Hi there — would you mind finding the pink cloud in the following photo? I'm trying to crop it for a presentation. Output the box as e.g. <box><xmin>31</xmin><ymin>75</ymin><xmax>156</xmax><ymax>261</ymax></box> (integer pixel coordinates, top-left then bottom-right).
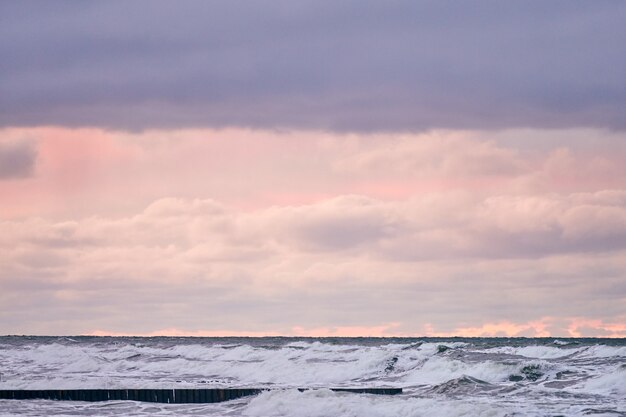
<box><xmin>567</xmin><ymin>319</ymin><xmax>626</xmax><ymax>338</ymax></box>
<box><xmin>2</xmin><ymin>127</ymin><xmax>625</xmax><ymax>221</ymax></box>
<box><xmin>88</xmin><ymin>328</ymin><xmax>277</xmax><ymax>337</ymax></box>
<box><xmin>87</xmin><ymin>324</ymin><xmax>405</xmax><ymax>337</ymax></box>
<box><xmin>290</xmin><ymin>323</ymin><xmax>403</xmax><ymax>337</ymax></box>
<box><xmin>424</xmin><ymin>318</ymin><xmax>626</xmax><ymax>338</ymax></box>
<box><xmin>1</xmin><ymin>127</ymin><xmax>626</xmax><ymax>335</ymax></box>
<box><xmin>86</xmin><ymin>318</ymin><xmax>626</xmax><ymax>338</ymax></box>
<box><xmin>444</xmin><ymin>319</ymin><xmax>551</xmax><ymax>338</ymax></box>
<box><xmin>2</xmin><ymin>191</ymin><xmax>626</xmax><ymax>335</ymax></box>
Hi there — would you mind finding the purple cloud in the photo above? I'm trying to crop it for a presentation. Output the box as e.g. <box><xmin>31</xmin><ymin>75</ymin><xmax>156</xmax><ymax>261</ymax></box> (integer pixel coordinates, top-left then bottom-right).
<box><xmin>1</xmin><ymin>1</ymin><xmax>625</xmax><ymax>131</ymax></box>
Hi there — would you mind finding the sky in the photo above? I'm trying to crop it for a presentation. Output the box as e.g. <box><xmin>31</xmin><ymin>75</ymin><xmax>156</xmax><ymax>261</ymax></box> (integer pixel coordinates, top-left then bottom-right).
<box><xmin>1</xmin><ymin>1</ymin><xmax>625</xmax><ymax>337</ymax></box>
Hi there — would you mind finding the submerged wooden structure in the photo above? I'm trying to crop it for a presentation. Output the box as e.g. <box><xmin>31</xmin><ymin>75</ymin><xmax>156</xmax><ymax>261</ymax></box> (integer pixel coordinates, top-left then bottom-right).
<box><xmin>0</xmin><ymin>388</ymin><xmax>402</xmax><ymax>403</ymax></box>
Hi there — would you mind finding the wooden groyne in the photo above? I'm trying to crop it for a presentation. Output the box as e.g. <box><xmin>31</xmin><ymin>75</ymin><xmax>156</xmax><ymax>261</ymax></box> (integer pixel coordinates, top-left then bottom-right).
<box><xmin>0</xmin><ymin>388</ymin><xmax>402</xmax><ymax>403</ymax></box>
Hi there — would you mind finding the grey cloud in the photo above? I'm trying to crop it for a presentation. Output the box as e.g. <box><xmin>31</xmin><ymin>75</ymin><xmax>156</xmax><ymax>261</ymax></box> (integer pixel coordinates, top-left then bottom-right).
<box><xmin>1</xmin><ymin>1</ymin><xmax>625</xmax><ymax>131</ymax></box>
<box><xmin>0</xmin><ymin>140</ymin><xmax>37</xmax><ymax>179</ymax></box>
<box><xmin>16</xmin><ymin>250</ymin><xmax>69</xmax><ymax>270</ymax></box>
<box><xmin>2</xmin><ymin>252</ymin><xmax>624</xmax><ymax>335</ymax></box>
<box><xmin>273</xmin><ymin>192</ymin><xmax>626</xmax><ymax>260</ymax></box>
<box><xmin>293</xmin><ymin>212</ymin><xmax>395</xmax><ymax>251</ymax></box>
<box><xmin>297</xmin><ymin>221</ymin><xmax>387</xmax><ymax>250</ymax></box>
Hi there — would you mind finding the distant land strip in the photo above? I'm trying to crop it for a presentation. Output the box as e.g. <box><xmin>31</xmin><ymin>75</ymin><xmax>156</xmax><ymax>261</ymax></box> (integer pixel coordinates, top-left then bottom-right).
<box><xmin>0</xmin><ymin>388</ymin><xmax>402</xmax><ymax>403</ymax></box>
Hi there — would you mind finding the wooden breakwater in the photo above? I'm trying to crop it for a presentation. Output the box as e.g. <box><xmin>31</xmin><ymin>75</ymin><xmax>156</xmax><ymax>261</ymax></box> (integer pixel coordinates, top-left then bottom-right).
<box><xmin>0</xmin><ymin>388</ymin><xmax>402</xmax><ymax>403</ymax></box>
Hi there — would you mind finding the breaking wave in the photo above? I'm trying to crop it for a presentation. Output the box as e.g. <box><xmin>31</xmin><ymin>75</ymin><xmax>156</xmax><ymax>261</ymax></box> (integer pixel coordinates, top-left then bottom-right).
<box><xmin>0</xmin><ymin>336</ymin><xmax>624</xmax><ymax>416</ymax></box>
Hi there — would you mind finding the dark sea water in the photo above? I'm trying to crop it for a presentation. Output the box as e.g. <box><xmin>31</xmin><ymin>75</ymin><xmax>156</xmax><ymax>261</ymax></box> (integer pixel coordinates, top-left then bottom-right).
<box><xmin>0</xmin><ymin>336</ymin><xmax>624</xmax><ymax>416</ymax></box>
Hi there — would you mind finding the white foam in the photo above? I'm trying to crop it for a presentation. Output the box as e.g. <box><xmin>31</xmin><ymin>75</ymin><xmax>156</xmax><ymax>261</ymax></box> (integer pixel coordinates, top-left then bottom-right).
<box><xmin>1</xmin><ymin>339</ymin><xmax>625</xmax><ymax>416</ymax></box>
<box><xmin>0</xmin><ymin>340</ymin><xmax>622</xmax><ymax>399</ymax></box>
<box><xmin>243</xmin><ymin>389</ymin><xmax>507</xmax><ymax>417</ymax></box>
<box><xmin>576</xmin><ymin>345</ymin><xmax>626</xmax><ymax>358</ymax></box>
<box><xmin>575</xmin><ymin>366</ymin><xmax>626</xmax><ymax>396</ymax></box>
<box><xmin>484</xmin><ymin>344</ymin><xmax>626</xmax><ymax>360</ymax></box>
<box><xmin>484</xmin><ymin>345</ymin><xmax>581</xmax><ymax>359</ymax></box>
<box><xmin>399</xmin><ymin>355</ymin><xmax>516</xmax><ymax>386</ymax></box>
<box><xmin>0</xmin><ymin>341</ymin><xmax>409</xmax><ymax>389</ymax></box>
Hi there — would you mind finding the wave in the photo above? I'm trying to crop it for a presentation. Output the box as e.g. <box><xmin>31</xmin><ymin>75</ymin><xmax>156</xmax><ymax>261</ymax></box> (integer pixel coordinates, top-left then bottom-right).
<box><xmin>1</xmin><ymin>337</ymin><xmax>625</xmax><ymax>417</ymax></box>
<box><xmin>0</xmin><ymin>338</ymin><xmax>623</xmax><ymax>401</ymax></box>
<box><xmin>574</xmin><ymin>365</ymin><xmax>626</xmax><ymax>396</ymax></box>
<box><xmin>427</xmin><ymin>375</ymin><xmax>495</xmax><ymax>395</ymax></box>
<box><xmin>484</xmin><ymin>344</ymin><xmax>626</xmax><ymax>360</ymax></box>
<box><xmin>244</xmin><ymin>389</ymin><xmax>508</xmax><ymax>417</ymax></box>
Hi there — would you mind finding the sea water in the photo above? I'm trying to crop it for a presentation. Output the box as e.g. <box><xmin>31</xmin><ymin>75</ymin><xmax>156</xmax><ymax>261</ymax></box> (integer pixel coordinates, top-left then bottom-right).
<box><xmin>0</xmin><ymin>336</ymin><xmax>624</xmax><ymax>416</ymax></box>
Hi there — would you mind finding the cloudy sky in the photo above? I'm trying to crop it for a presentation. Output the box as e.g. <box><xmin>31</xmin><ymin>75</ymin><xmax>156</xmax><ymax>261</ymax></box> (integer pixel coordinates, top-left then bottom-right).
<box><xmin>1</xmin><ymin>1</ymin><xmax>625</xmax><ymax>337</ymax></box>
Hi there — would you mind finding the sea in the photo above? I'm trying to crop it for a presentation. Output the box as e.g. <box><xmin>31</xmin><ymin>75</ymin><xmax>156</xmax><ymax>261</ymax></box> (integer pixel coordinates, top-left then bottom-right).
<box><xmin>0</xmin><ymin>336</ymin><xmax>624</xmax><ymax>416</ymax></box>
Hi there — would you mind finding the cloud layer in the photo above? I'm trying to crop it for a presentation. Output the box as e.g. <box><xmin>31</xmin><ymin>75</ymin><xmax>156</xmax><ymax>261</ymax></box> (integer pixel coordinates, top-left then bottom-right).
<box><xmin>1</xmin><ymin>128</ymin><xmax>625</xmax><ymax>336</ymax></box>
<box><xmin>2</xmin><ymin>193</ymin><xmax>625</xmax><ymax>336</ymax></box>
<box><xmin>0</xmin><ymin>140</ymin><xmax>36</xmax><ymax>179</ymax></box>
<box><xmin>1</xmin><ymin>1</ymin><xmax>625</xmax><ymax>130</ymax></box>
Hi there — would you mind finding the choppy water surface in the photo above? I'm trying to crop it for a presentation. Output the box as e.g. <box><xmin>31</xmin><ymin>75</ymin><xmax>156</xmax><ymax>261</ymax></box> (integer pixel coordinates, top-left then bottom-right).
<box><xmin>0</xmin><ymin>336</ymin><xmax>624</xmax><ymax>416</ymax></box>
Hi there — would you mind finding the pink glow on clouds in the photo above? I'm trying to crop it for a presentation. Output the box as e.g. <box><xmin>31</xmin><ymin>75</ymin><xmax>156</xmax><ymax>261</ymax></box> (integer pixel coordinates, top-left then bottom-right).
<box><xmin>426</xmin><ymin>319</ymin><xmax>626</xmax><ymax>338</ymax></box>
<box><xmin>290</xmin><ymin>323</ymin><xmax>403</xmax><ymax>337</ymax></box>
<box><xmin>1</xmin><ymin>127</ymin><xmax>626</xmax><ymax>335</ymax></box>
<box><xmin>424</xmin><ymin>319</ymin><xmax>552</xmax><ymax>338</ymax></box>
<box><xmin>567</xmin><ymin>319</ymin><xmax>626</xmax><ymax>338</ymax></box>
<box><xmin>85</xmin><ymin>318</ymin><xmax>626</xmax><ymax>338</ymax></box>
<box><xmin>89</xmin><ymin>324</ymin><xmax>404</xmax><ymax>338</ymax></box>
<box><xmin>0</xmin><ymin>126</ymin><xmax>623</xmax><ymax>220</ymax></box>
<box><xmin>88</xmin><ymin>328</ymin><xmax>276</xmax><ymax>337</ymax></box>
